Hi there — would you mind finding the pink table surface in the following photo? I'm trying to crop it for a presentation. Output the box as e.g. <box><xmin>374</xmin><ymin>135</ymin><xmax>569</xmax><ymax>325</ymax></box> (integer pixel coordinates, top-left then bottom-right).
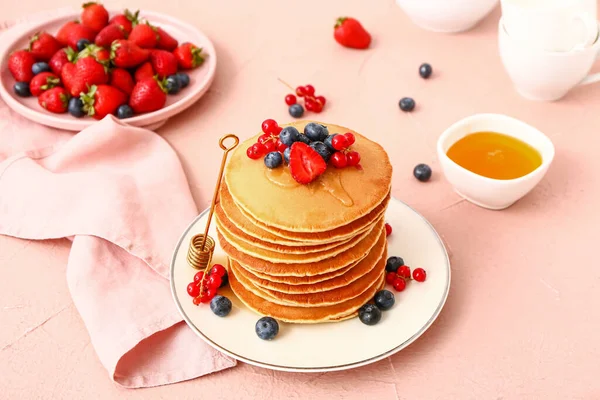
<box><xmin>2</xmin><ymin>0</ymin><xmax>600</xmax><ymax>399</ymax></box>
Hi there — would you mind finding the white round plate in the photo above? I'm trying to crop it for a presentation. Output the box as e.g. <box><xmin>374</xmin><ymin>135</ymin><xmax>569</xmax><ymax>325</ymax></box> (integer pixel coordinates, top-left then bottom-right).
<box><xmin>171</xmin><ymin>197</ymin><xmax>451</xmax><ymax>372</ymax></box>
<box><xmin>0</xmin><ymin>9</ymin><xmax>216</xmax><ymax>131</ymax></box>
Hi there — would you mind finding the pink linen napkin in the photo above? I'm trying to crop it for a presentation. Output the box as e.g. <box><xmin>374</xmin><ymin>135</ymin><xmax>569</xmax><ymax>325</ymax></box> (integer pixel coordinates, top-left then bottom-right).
<box><xmin>0</xmin><ymin>112</ymin><xmax>236</xmax><ymax>387</ymax></box>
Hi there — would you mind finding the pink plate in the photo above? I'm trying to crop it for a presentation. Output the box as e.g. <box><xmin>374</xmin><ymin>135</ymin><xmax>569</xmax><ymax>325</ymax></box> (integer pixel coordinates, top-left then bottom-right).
<box><xmin>0</xmin><ymin>9</ymin><xmax>216</xmax><ymax>131</ymax></box>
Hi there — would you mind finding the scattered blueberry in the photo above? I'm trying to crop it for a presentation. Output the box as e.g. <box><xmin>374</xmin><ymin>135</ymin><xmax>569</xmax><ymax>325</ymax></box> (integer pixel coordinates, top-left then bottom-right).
<box><xmin>399</xmin><ymin>97</ymin><xmax>416</xmax><ymax>112</ymax></box>
<box><xmin>76</xmin><ymin>39</ymin><xmax>91</xmax><ymax>52</ymax></box>
<box><xmin>310</xmin><ymin>141</ymin><xmax>332</xmax><ymax>162</ymax></box>
<box><xmin>219</xmin><ymin>271</ymin><xmax>229</xmax><ymax>288</ymax></box>
<box><xmin>175</xmin><ymin>72</ymin><xmax>190</xmax><ymax>88</ymax></box>
<box><xmin>283</xmin><ymin>147</ymin><xmax>291</xmax><ymax>164</ymax></box>
<box><xmin>419</xmin><ymin>63</ymin><xmax>432</xmax><ymax>79</ymax></box>
<box><xmin>296</xmin><ymin>134</ymin><xmax>311</xmax><ymax>145</ymax></box>
<box><xmin>116</xmin><ymin>104</ymin><xmax>134</xmax><ymax>119</ymax></box>
<box><xmin>324</xmin><ymin>134</ymin><xmax>337</xmax><ymax>151</ymax></box>
<box><xmin>13</xmin><ymin>82</ymin><xmax>31</xmax><ymax>97</ymax></box>
<box><xmin>385</xmin><ymin>256</ymin><xmax>404</xmax><ymax>272</ymax></box>
<box><xmin>264</xmin><ymin>151</ymin><xmax>283</xmax><ymax>168</ymax></box>
<box><xmin>413</xmin><ymin>163</ymin><xmax>432</xmax><ymax>182</ymax></box>
<box><xmin>68</xmin><ymin>97</ymin><xmax>85</xmax><ymax>118</ymax></box>
<box><xmin>31</xmin><ymin>62</ymin><xmax>51</xmax><ymax>75</ymax></box>
<box><xmin>304</xmin><ymin>123</ymin><xmax>329</xmax><ymax>142</ymax></box>
<box><xmin>210</xmin><ymin>295</ymin><xmax>232</xmax><ymax>317</ymax></box>
<box><xmin>279</xmin><ymin>126</ymin><xmax>300</xmax><ymax>146</ymax></box>
<box><xmin>358</xmin><ymin>304</ymin><xmax>382</xmax><ymax>326</ymax></box>
<box><xmin>289</xmin><ymin>103</ymin><xmax>304</xmax><ymax>118</ymax></box>
<box><xmin>165</xmin><ymin>75</ymin><xmax>181</xmax><ymax>94</ymax></box>
<box><xmin>255</xmin><ymin>316</ymin><xmax>279</xmax><ymax>340</ymax></box>
<box><xmin>374</xmin><ymin>290</ymin><xmax>395</xmax><ymax>311</ymax></box>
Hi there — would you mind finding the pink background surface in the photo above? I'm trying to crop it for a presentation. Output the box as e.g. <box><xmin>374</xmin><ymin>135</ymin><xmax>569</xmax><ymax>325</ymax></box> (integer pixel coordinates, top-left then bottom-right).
<box><xmin>2</xmin><ymin>0</ymin><xmax>600</xmax><ymax>399</ymax></box>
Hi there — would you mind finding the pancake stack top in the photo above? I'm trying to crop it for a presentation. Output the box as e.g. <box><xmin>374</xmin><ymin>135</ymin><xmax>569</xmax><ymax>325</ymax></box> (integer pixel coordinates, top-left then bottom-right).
<box><xmin>216</xmin><ymin>121</ymin><xmax>393</xmax><ymax>323</ymax></box>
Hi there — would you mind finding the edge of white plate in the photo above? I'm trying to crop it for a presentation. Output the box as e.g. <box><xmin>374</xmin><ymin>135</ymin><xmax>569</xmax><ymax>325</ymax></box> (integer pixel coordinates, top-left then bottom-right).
<box><xmin>170</xmin><ymin>197</ymin><xmax>451</xmax><ymax>373</ymax></box>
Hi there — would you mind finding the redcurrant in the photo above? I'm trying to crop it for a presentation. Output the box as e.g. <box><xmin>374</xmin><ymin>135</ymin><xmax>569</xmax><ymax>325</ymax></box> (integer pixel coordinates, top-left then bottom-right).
<box><xmin>207</xmin><ymin>274</ymin><xmax>222</xmax><ymax>289</ymax></box>
<box><xmin>385</xmin><ymin>272</ymin><xmax>397</xmax><ymax>285</ymax></box>
<box><xmin>316</xmin><ymin>95</ymin><xmax>326</xmax><ymax>106</ymax></box>
<box><xmin>187</xmin><ymin>282</ymin><xmax>200</xmax><ymax>297</ymax></box>
<box><xmin>261</xmin><ymin>119</ymin><xmax>279</xmax><ymax>135</ymax></box>
<box><xmin>385</xmin><ymin>223</ymin><xmax>392</xmax><ymax>237</ymax></box>
<box><xmin>252</xmin><ymin>142</ymin><xmax>267</xmax><ymax>156</ymax></box>
<box><xmin>346</xmin><ymin>151</ymin><xmax>361</xmax><ymax>166</ymax></box>
<box><xmin>206</xmin><ymin>288</ymin><xmax>217</xmax><ymax>301</ymax></box>
<box><xmin>392</xmin><ymin>277</ymin><xmax>406</xmax><ymax>292</ymax></box>
<box><xmin>304</xmin><ymin>84</ymin><xmax>315</xmax><ymax>96</ymax></box>
<box><xmin>296</xmin><ymin>86</ymin><xmax>306</xmax><ymax>97</ymax></box>
<box><xmin>344</xmin><ymin>132</ymin><xmax>355</xmax><ymax>146</ymax></box>
<box><xmin>274</xmin><ymin>125</ymin><xmax>283</xmax><ymax>135</ymax></box>
<box><xmin>331</xmin><ymin>135</ymin><xmax>349</xmax><ymax>151</ymax></box>
<box><xmin>398</xmin><ymin>265</ymin><xmax>411</xmax><ymax>279</ymax></box>
<box><xmin>192</xmin><ymin>297</ymin><xmax>202</xmax><ymax>305</ymax></box>
<box><xmin>246</xmin><ymin>147</ymin><xmax>261</xmax><ymax>160</ymax></box>
<box><xmin>312</xmin><ymin>102</ymin><xmax>323</xmax><ymax>113</ymax></box>
<box><xmin>193</xmin><ymin>271</ymin><xmax>204</xmax><ymax>283</ymax></box>
<box><xmin>263</xmin><ymin>140</ymin><xmax>276</xmax><ymax>152</ymax></box>
<box><xmin>413</xmin><ymin>268</ymin><xmax>427</xmax><ymax>282</ymax></box>
<box><xmin>330</xmin><ymin>152</ymin><xmax>347</xmax><ymax>168</ymax></box>
<box><xmin>258</xmin><ymin>133</ymin><xmax>271</xmax><ymax>144</ymax></box>
<box><xmin>285</xmin><ymin>94</ymin><xmax>297</xmax><ymax>105</ymax></box>
<box><xmin>305</xmin><ymin>99</ymin><xmax>317</xmax><ymax>112</ymax></box>
<box><xmin>276</xmin><ymin>140</ymin><xmax>288</xmax><ymax>152</ymax></box>
<box><xmin>210</xmin><ymin>264</ymin><xmax>226</xmax><ymax>277</ymax></box>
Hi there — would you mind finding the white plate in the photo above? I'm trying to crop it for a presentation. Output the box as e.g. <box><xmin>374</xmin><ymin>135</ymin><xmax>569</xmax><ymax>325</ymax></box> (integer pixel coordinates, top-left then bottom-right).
<box><xmin>170</xmin><ymin>198</ymin><xmax>451</xmax><ymax>372</ymax></box>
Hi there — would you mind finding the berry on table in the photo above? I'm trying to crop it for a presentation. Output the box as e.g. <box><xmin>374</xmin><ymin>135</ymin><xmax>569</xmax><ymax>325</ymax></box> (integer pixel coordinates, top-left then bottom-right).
<box><xmin>256</xmin><ymin>316</ymin><xmax>279</xmax><ymax>340</ymax></box>
<box><xmin>210</xmin><ymin>295</ymin><xmax>232</xmax><ymax>317</ymax></box>
<box><xmin>304</xmin><ymin>84</ymin><xmax>315</xmax><ymax>96</ymax></box>
<box><xmin>385</xmin><ymin>256</ymin><xmax>404</xmax><ymax>272</ymax></box>
<box><xmin>295</xmin><ymin>86</ymin><xmax>306</xmax><ymax>97</ymax></box>
<box><xmin>304</xmin><ymin>122</ymin><xmax>329</xmax><ymax>142</ymax></box>
<box><xmin>68</xmin><ymin>97</ymin><xmax>85</xmax><ymax>118</ymax></box>
<box><xmin>399</xmin><ymin>97</ymin><xmax>416</xmax><ymax>112</ymax></box>
<box><xmin>261</xmin><ymin>119</ymin><xmax>280</xmax><ymax>135</ymax></box>
<box><xmin>385</xmin><ymin>223</ymin><xmax>392</xmax><ymax>236</ymax></box>
<box><xmin>175</xmin><ymin>72</ymin><xmax>190</xmax><ymax>88</ymax></box>
<box><xmin>264</xmin><ymin>151</ymin><xmax>283</xmax><ymax>169</ymax></box>
<box><xmin>305</xmin><ymin>98</ymin><xmax>317</xmax><ymax>112</ymax></box>
<box><xmin>279</xmin><ymin>126</ymin><xmax>300</xmax><ymax>146</ymax></box>
<box><xmin>207</xmin><ymin>274</ymin><xmax>222</xmax><ymax>289</ymax></box>
<box><xmin>419</xmin><ymin>63</ymin><xmax>432</xmax><ymax>79</ymax></box>
<box><xmin>346</xmin><ymin>151</ymin><xmax>361</xmax><ymax>167</ymax></box>
<box><xmin>413</xmin><ymin>163</ymin><xmax>432</xmax><ymax>182</ymax></box>
<box><xmin>397</xmin><ymin>265</ymin><xmax>411</xmax><ymax>279</ymax></box>
<box><xmin>413</xmin><ymin>268</ymin><xmax>427</xmax><ymax>282</ymax></box>
<box><xmin>187</xmin><ymin>282</ymin><xmax>200</xmax><ymax>297</ymax></box>
<box><xmin>289</xmin><ymin>103</ymin><xmax>304</xmax><ymax>118</ymax></box>
<box><xmin>192</xmin><ymin>297</ymin><xmax>202</xmax><ymax>306</ymax></box>
<box><xmin>77</xmin><ymin>39</ymin><xmax>91</xmax><ymax>52</ymax></box>
<box><xmin>285</xmin><ymin>94</ymin><xmax>297</xmax><ymax>105</ymax></box>
<box><xmin>385</xmin><ymin>272</ymin><xmax>397</xmax><ymax>285</ymax></box>
<box><xmin>358</xmin><ymin>304</ymin><xmax>382</xmax><ymax>326</ymax></box>
<box><xmin>32</xmin><ymin>62</ymin><xmax>51</xmax><ymax>75</ymax></box>
<box><xmin>13</xmin><ymin>82</ymin><xmax>31</xmax><ymax>97</ymax></box>
<box><xmin>116</xmin><ymin>104</ymin><xmax>134</xmax><ymax>119</ymax></box>
<box><xmin>210</xmin><ymin>264</ymin><xmax>226</xmax><ymax>277</ymax></box>
<box><xmin>312</xmin><ymin>101</ymin><xmax>323</xmax><ymax>113</ymax></box>
<box><xmin>392</xmin><ymin>277</ymin><xmax>406</xmax><ymax>292</ymax></box>
<box><xmin>316</xmin><ymin>95</ymin><xmax>327</xmax><ymax>106</ymax></box>
<box><xmin>165</xmin><ymin>75</ymin><xmax>181</xmax><ymax>94</ymax></box>
<box><xmin>374</xmin><ymin>290</ymin><xmax>395</xmax><ymax>311</ymax></box>
<box><xmin>193</xmin><ymin>271</ymin><xmax>205</xmax><ymax>283</ymax></box>
<box><xmin>331</xmin><ymin>134</ymin><xmax>349</xmax><ymax>151</ymax></box>
<box><xmin>310</xmin><ymin>141</ymin><xmax>332</xmax><ymax>163</ymax></box>
<box><xmin>330</xmin><ymin>151</ymin><xmax>347</xmax><ymax>168</ymax></box>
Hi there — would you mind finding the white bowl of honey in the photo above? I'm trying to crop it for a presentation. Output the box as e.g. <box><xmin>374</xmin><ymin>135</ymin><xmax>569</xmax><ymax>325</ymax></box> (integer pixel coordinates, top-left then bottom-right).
<box><xmin>437</xmin><ymin>113</ymin><xmax>555</xmax><ymax>210</ymax></box>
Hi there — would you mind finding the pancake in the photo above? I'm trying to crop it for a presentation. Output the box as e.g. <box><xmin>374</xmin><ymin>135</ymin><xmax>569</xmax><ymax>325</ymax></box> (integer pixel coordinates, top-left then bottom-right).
<box><xmin>236</xmin><ymin>230</ymin><xmax>387</xmax><ymax>294</ymax></box>
<box><xmin>230</xmin><ymin>246</ymin><xmax>386</xmax><ymax>307</ymax></box>
<box><xmin>243</xmin><ymin>258</ymin><xmax>359</xmax><ymax>285</ymax></box>
<box><xmin>217</xmin><ymin>215</ymin><xmax>384</xmax><ymax>264</ymax></box>
<box><xmin>219</xmin><ymin>182</ymin><xmax>390</xmax><ymax>244</ymax></box>
<box><xmin>229</xmin><ymin>269</ymin><xmax>386</xmax><ymax>323</ymax></box>
<box><xmin>217</xmin><ymin>218</ymin><xmax>384</xmax><ymax>275</ymax></box>
<box><xmin>225</xmin><ymin>121</ymin><xmax>393</xmax><ymax>232</ymax></box>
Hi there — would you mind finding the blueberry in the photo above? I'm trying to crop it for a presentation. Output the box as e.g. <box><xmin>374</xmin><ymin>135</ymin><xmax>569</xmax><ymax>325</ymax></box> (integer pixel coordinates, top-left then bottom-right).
<box><xmin>374</xmin><ymin>290</ymin><xmax>395</xmax><ymax>311</ymax></box>
<box><xmin>399</xmin><ymin>97</ymin><xmax>415</xmax><ymax>112</ymax></box>
<box><xmin>31</xmin><ymin>62</ymin><xmax>50</xmax><ymax>75</ymax></box>
<box><xmin>264</xmin><ymin>151</ymin><xmax>283</xmax><ymax>169</ymax></box>
<box><xmin>358</xmin><ymin>304</ymin><xmax>382</xmax><ymax>326</ymax></box>
<box><xmin>165</xmin><ymin>75</ymin><xmax>181</xmax><ymax>94</ymax></box>
<box><xmin>283</xmin><ymin>147</ymin><xmax>291</xmax><ymax>164</ymax></box>
<box><xmin>324</xmin><ymin>134</ymin><xmax>337</xmax><ymax>151</ymax></box>
<box><xmin>68</xmin><ymin>97</ymin><xmax>85</xmax><ymax>118</ymax></box>
<box><xmin>304</xmin><ymin>122</ymin><xmax>329</xmax><ymax>142</ymax></box>
<box><xmin>117</xmin><ymin>104</ymin><xmax>134</xmax><ymax>119</ymax></box>
<box><xmin>296</xmin><ymin>134</ymin><xmax>312</xmax><ymax>145</ymax></box>
<box><xmin>419</xmin><ymin>63</ymin><xmax>432</xmax><ymax>79</ymax></box>
<box><xmin>255</xmin><ymin>316</ymin><xmax>279</xmax><ymax>340</ymax></box>
<box><xmin>210</xmin><ymin>295</ymin><xmax>232</xmax><ymax>317</ymax></box>
<box><xmin>13</xmin><ymin>82</ymin><xmax>31</xmax><ymax>97</ymax></box>
<box><xmin>413</xmin><ymin>163</ymin><xmax>432</xmax><ymax>182</ymax></box>
<box><xmin>219</xmin><ymin>271</ymin><xmax>229</xmax><ymax>288</ymax></box>
<box><xmin>289</xmin><ymin>103</ymin><xmax>304</xmax><ymax>118</ymax></box>
<box><xmin>279</xmin><ymin>126</ymin><xmax>300</xmax><ymax>146</ymax></box>
<box><xmin>385</xmin><ymin>256</ymin><xmax>404</xmax><ymax>272</ymax></box>
<box><xmin>310</xmin><ymin>141</ymin><xmax>332</xmax><ymax>162</ymax></box>
<box><xmin>76</xmin><ymin>39</ymin><xmax>91</xmax><ymax>52</ymax></box>
<box><xmin>175</xmin><ymin>72</ymin><xmax>190</xmax><ymax>88</ymax></box>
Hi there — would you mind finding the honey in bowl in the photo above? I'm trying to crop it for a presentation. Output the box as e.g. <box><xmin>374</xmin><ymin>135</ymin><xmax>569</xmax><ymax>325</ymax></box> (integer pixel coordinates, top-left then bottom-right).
<box><xmin>446</xmin><ymin>131</ymin><xmax>542</xmax><ymax>180</ymax></box>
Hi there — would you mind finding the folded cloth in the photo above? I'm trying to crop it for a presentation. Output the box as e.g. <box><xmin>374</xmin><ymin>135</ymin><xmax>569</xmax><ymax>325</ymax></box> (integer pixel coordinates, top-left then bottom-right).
<box><xmin>0</xmin><ymin>114</ymin><xmax>236</xmax><ymax>387</ymax></box>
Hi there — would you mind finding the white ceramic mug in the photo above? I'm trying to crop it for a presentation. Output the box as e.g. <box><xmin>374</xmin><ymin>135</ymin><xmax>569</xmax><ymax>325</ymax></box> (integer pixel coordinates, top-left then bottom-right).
<box><xmin>396</xmin><ymin>0</ymin><xmax>499</xmax><ymax>33</ymax></box>
<box><xmin>501</xmin><ymin>0</ymin><xmax>598</xmax><ymax>51</ymax></box>
<box><xmin>499</xmin><ymin>18</ymin><xmax>600</xmax><ymax>101</ymax></box>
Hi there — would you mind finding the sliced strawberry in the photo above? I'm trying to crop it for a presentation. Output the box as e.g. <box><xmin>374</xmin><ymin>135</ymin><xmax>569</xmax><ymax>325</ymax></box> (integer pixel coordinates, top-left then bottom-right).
<box><xmin>289</xmin><ymin>142</ymin><xmax>327</xmax><ymax>184</ymax></box>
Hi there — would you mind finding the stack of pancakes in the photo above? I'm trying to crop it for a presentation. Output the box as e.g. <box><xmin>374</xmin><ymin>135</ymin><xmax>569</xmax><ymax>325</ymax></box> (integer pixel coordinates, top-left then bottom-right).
<box><xmin>215</xmin><ymin>121</ymin><xmax>393</xmax><ymax>323</ymax></box>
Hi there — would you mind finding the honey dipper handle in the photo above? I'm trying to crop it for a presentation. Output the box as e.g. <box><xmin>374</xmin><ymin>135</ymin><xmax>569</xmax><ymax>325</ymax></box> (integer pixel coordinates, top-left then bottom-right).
<box><xmin>201</xmin><ymin>134</ymin><xmax>240</xmax><ymax>249</ymax></box>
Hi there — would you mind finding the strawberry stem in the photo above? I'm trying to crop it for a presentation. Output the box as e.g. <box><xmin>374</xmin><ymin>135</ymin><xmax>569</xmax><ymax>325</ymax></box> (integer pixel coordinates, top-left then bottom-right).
<box><xmin>335</xmin><ymin>17</ymin><xmax>347</xmax><ymax>28</ymax></box>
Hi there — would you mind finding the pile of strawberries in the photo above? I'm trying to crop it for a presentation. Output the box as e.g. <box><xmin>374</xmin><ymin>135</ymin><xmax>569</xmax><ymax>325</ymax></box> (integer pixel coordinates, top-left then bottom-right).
<box><xmin>7</xmin><ymin>3</ymin><xmax>205</xmax><ymax>119</ymax></box>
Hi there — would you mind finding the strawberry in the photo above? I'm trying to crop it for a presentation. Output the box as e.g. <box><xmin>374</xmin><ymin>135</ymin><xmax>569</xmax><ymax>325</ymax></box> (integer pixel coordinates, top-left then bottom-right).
<box><xmin>8</xmin><ymin>50</ymin><xmax>36</xmax><ymax>82</ymax></box>
<box><xmin>38</xmin><ymin>87</ymin><xmax>69</xmax><ymax>113</ymax></box>
<box><xmin>61</xmin><ymin>56</ymin><xmax>109</xmax><ymax>97</ymax></box>
<box><xmin>128</xmin><ymin>23</ymin><xmax>158</xmax><ymax>49</ymax></box>
<box><xmin>30</xmin><ymin>72</ymin><xmax>61</xmax><ymax>96</ymax></box>
<box><xmin>109</xmin><ymin>9</ymin><xmax>139</xmax><ymax>34</ymax></box>
<box><xmin>134</xmin><ymin>62</ymin><xmax>154</xmax><ymax>82</ymax></box>
<box><xmin>56</xmin><ymin>21</ymin><xmax>96</xmax><ymax>50</ymax></box>
<box><xmin>129</xmin><ymin>77</ymin><xmax>167</xmax><ymax>113</ymax></box>
<box><xmin>49</xmin><ymin>48</ymin><xmax>76</xmax><ymax>75</ymax></box>
<box><xmin>156</xmin><ymin>27</ymin><xmax>178</xmax><ymax>51</ymax></box>
<box><xmin>81</xmin><ymin>2</ymin><xmax>109</xmax><ymax>33</ymax></box>
<box><xmin>334</xmin><ymin>17</ymin><xmax>371</xmax><ymax>49</ymax></box>
<box><xmin>173</xmin><ymin>43</ymin><xmax>204</xmax><ymax>69</ymax></box>
<box><xmin>95</xmin><ymin>24</ymin><xmax>127</xmax><ymax>48</ymax></box>
<box><xmin>109</xmin><ymin>68</ymin><xmax>135</xmax><ymax>96</ymax></box>
<box><xmin>149</xmin><ymin>50</ymin><xmax>177</xmax><ymax>78</ymax></box>
<box><xmin>111</xmin><ymin>40</ymin><xmax>149</xmax><ymax>68</ymax></box>
<box><xmin>28</xmin><ymin>32</ymin><xmax>62</xmax><ymax>61</ymax></box>
<box><xmin>289</xmin><ymin>142</ymin><xmax>327</xmax><ymax>184</ymax></box>
<box><xmin>80</xmin><ymin>84</ymin><xmax>127</xmax><ymax>119</ymax></box>
<box><xmin>56</xmin><ymin>21</ymin><xmax>78</xmax><ymax>46</ymax></box>
<box><xmin>77</xmin><ymin>44</ymin><xmax>110</xmax><ymax>66</ymax></box>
